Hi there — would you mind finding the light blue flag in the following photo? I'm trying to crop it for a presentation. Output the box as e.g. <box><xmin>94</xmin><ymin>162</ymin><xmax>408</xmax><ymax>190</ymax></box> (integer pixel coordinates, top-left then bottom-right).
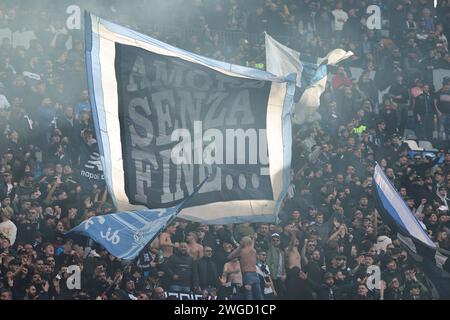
<box><xmin>67</xmin><ymin>178</ymin><xmax>208</xmax><ymax>261</ymax></box>
<box><xmin>373</xmin><ymin>164</ymin><xmax>436</xmax><ymax>249</ymax></box>
<box><xmin>374</xmin><ymin>164</ymin><xmax>450</xmax><ymax>299</ymax></box>
<box><xmin>67</xmin><ymin>208</ymin><xmax>177</xmax><ymax>261</ymax></box>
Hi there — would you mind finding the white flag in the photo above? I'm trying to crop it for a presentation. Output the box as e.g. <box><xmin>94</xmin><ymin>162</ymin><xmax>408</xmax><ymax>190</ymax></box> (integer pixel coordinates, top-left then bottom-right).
<box><xmin>265</xmin><ymin>32</ymin><xmax>303</xmax><ymax>88</ymax></box>
<box><xmin>265</xmin><ymin>33</ymin><xmax>353</xmax><ymax>124</ymax></box>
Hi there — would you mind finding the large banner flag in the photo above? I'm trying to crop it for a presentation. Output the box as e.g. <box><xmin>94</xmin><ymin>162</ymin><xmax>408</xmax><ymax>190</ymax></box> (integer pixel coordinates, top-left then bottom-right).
<box><xmin>265</xmin><ymin>33</ymin><xmax>353</xmax><ymax>124</ymax></box>
<box><xmin>85</xmin><ymin>13</ymin><xmax>295</xmax><ymax>224</ymax></box>
<box><xmin>373</xmin><ymin>164</ymin><xmax>450</xmax><ymax>299</ymax></box>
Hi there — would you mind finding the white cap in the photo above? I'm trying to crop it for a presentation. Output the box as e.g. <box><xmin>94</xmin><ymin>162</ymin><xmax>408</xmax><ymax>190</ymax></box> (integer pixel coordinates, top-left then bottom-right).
<box><xmin>271</xmin><ymin>233</ymin><xmax>280</xmax><ymax>238</ymax></box>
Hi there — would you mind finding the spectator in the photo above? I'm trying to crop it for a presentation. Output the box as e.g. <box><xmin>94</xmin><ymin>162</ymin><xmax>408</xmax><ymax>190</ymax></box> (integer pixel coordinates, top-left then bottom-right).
<box><xmin>165</xmin><ymin>242</ymin><xmax>194</xmax><ymax>293</ymax></box>
<box><xmin>186</xmin><ymin>231</ymin><xmax>203</xmax><ymax>261</ymax></box>
<box><xmin>421</xmin><ymin>8</ymin><xmax>435</xmax><ymax>33</ymax></box>
<box><xmin>220</xmin><ymin>251</ymin><xmax>242</xmax><ymax>299</ymax></box>
<box><xmin>123</xmin><ymin>279</ymin><xmax>138</xmax><ymax>300</ymax></box>
<box><xmin>212</xmin><ymin>239</ymin><xmax>230</xmax><ymax>273</ymax></box>
<box><xmin>75</xmin><ymin>90</ymin><xmax>91</xmax><ymax>120</ymax></box>
<box><xmin>0</xmin><ymin>289</ymin><xmax>13</xmax><ymax>300</ymax></box>
<box><xmin>414</xmin><ymin>84</ymin><xmax>435</xmax><ymax>140</ymax></box>
<box><xmin>331</xmin><ymin>2</ymin><xmax>348</xmax><ymax>39</ymax></box>
<box><xmin>0</xmin><ymin>207</ymin><xmax>16</xmax><ymax>245</ymax></box>
<box><xmin>383</xmin><ymin>277</ymin><xmax>403</xmax><ymax>300</ymax></box>
<box><xmin>435</xmin><ymin>77</ymin><xmax>450</xmax><ymax>140</ymax></box>
<box><xmin>254</xmin><ymin>223</ymin><xmax>270</xmax><ymax>252</ymax></box>
<box><xmin>267</xmin><ymin>233</ymin><xmax>286</xmax><ymax>298</ymax></box>
<box><xmin>193</xmin><ymin>246</ymin><xmax>220</xmax><ymax>293</ymax></box>
<box><xmin>159</xmin><ymin>222</ymin><xmax>177</xmax><ymax>259</ymax></box>
<box><xmin>353</xmin><ymin>283</ymin><xmax>375</xmax><ymax>300</ymax></box>
<box><xmin>151</xmin><ymin>286</ymin><xmax>166</xmax><ymax>300</ymax></box>
<box><xmin>389</xmin><ymin>74</ymin><xmax>409</xmax><ymax>134</ymax></box>
<box><xmin>0</xmin><ymin>83</ymin><xmax>10</xmax><ymax>110</ymax></box>
<box><xmin>228</xmin><ymin>236</ymin><xmax>263</xmax><ymax>300</ymax></box>
<box><xmin>285</xmin><ymin>267</ymin><xmax>315</xmax><ymax>300</ymax></box>
<box><xmin>256</xmin><ymin>249</ymin><xmax>277</xmax><ymax>300</ymax></box>
<box><xmin>286</xmin><ymin>236</ymin><xmax>301</xmax><ymax>270</ymax></box>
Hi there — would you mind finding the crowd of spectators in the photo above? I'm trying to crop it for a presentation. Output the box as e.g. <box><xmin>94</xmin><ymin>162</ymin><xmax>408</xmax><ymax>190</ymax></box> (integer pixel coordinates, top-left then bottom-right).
<box><xmin>0</xmin><ymin>0</ymin><xmax>450</xmax><ymax>300</ymax></box>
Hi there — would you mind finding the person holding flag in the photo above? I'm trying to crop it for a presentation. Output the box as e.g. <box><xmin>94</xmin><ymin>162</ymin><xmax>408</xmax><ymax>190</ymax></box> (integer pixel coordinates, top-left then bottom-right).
<box><xmin>373</xmin><ymin>163</ymin><xmax>450</xmax><ymax>299</ymax></box>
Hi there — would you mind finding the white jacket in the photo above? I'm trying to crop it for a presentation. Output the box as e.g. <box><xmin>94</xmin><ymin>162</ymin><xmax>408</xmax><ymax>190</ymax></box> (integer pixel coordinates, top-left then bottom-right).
<box><xmin>0</xmin><ymin>220</ymin><xmax>17</xmax><ymax>246</ymax></box>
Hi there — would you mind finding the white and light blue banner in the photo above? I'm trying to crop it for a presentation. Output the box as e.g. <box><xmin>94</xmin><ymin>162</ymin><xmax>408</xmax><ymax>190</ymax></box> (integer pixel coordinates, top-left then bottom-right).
<box><xmin>67</xmin><ymin>178</ymin><xmax>208</xmax><ymax>261</ymax></box>
<box><xmin>373</xmin><ymin>164</ymin><xmax>436</xmax><ymax>249</ymax></box>
<box><xmin>374</xmin><ymin>164</ymin><xmax>450</xmax><ymax>299</ymax></box>
<box><xmin>265</xmin><ymin>33</ymin><xmax>353</xmax><ymax>124</ymax></box>
<box><xmin>85</xmin><ymin>13</ymin><xmax>295</xmax><ymax>224</ymax></box>
<box><xmin>68</xmin><ymin>207</ymin><xmax>178</xmax><ymax>261</ymax></box>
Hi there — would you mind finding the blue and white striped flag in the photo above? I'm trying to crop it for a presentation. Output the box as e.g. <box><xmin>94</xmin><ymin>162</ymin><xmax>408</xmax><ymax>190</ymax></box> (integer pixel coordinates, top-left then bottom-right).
<box><xmin>374</xmin><ymin>164</ymin><xmax>450</xmax><ymax>299</ymax></box>
<box><xmin>265</xmin><ymin>33</ymin><xmax>353</xmax><ymax>124</ymax></box>
<box><xmin>373</xmin><ymin>164</ymin><xmax>436</xmax><ymax>249</ymax></box>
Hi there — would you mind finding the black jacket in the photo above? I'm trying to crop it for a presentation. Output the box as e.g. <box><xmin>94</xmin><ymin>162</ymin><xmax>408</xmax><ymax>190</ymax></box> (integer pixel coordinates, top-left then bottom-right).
<box><xmin>414</xmin><ymin>93</ymin><xmax>434</xmax><ymax>116</ymax></box>
<box><xmin>213</xmin><ymin>248</ymin><xmax>231</xmax><ymax>276</ymax></box>
<box><xmin>193</xmin><ymin>257</ymin><xmax>220</xmax><ymax>290</ymax></box>
<box><xmin>165</xmin><ymin>253</ymin><xmax>194</xmax><ymax>288</ymax></box>
<box><xmin>285</xmin><ymin>268</ymin><xmax>315</xmax><ymax>300</ymax></box>
<box><xmin>305</xmin><ymin>260</ymin><xmax>325</xmax><ymax>284</ymax></box>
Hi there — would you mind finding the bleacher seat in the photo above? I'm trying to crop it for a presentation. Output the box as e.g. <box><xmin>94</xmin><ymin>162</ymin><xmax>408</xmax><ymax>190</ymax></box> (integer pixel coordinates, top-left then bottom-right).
<box><xmin>418</xmin><ymin>141</ymin><xmax>438</xmax><ymax>152</ymax></box>
<box><xmin>404</xmin><ymin>140</ymin><xmax>423</xmax><ymax>151</ymax></box>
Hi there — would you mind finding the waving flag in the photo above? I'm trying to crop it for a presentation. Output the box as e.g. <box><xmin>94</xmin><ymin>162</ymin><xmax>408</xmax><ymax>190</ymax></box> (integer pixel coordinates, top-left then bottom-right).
<box><xmin>373</xmin><ymin>164</ymin><xmax>450</xmax><ymax>299</ymax></box>
<box><xmin>67</xmin><ymin>178</ymin><xmax>208</xmax><ymax>261</ymax></box>
<box><xmin>85</xmin><ymin>14</ymin><xmax>295</xmax><ymax>224</ymax></box>
<box><xmin>264</xmin><ymin>32</ymin><xmax>303</xmax><ymax>88</ymax></box>
<box><xmin>265</xmin><ymin>33</ymin><xmax>353</xmax><ymax>124</ymax></box>
<box><xmin>67</xmin><ymin>207</ymin><xmax>178</xmax><ymax>261</ymax></box>
<box><xmin>373</xmin><ymin>164</ymin><xmax>436</xmax><ymax>248</ymax></box>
